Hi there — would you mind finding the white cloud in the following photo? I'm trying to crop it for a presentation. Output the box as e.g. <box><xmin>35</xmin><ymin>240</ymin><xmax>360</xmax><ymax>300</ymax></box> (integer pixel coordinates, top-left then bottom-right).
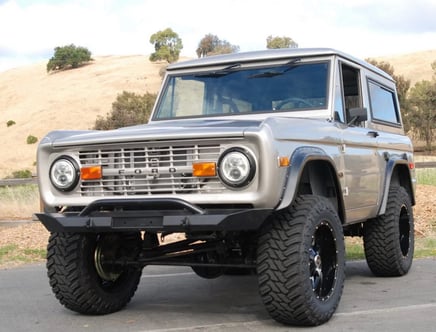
<box><xmin>1</xmin><ymin>0</ymin><xmax>435</xmax><ymax>72</ymax></box>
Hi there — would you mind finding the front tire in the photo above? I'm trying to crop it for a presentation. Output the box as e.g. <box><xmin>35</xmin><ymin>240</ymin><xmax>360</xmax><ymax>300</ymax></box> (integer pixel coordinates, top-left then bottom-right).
<box><xmin>47</xmin><ymin>232</ymin><xmax>143</xmax><ymax>314</ymax></box>
<box><xmin>363</xmin><ymin>186</ymin><xmax>414</xmax><ymax>276</ymax></box>
<box><xmin>257</xmin><ymin>195</ymin><xmax>345</xmax><ymax>326</ymax></box>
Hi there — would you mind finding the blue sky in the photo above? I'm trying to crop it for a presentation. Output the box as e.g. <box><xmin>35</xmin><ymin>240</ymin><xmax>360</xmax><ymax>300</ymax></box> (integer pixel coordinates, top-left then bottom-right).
<box><xmin>1</xmin><ymin>0</ymin><xmax>436</xmax><ymax>72</ymax></box>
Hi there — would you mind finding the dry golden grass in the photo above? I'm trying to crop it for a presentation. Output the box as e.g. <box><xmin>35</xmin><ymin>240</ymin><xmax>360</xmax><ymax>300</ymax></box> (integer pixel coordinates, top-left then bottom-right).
<box><xmin>0</xmin><ymin>55</ymin><xmax>169</xmax><ymax>178</ymax></box>
<box><xmin>0</xmin><ymin>185</ymin><xmax>39</xmax><ymax>220</ymax></box>
<box><xmin>375</xmin><ymin>49</ymin><xmax>436</xmax><ymax>85</ymax></box>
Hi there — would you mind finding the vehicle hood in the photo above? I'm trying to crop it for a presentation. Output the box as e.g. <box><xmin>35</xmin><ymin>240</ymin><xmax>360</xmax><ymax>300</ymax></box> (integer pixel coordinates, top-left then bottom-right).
<box><xmin>42</xmin><ymin>119</ymin><xmax>264</xmax><ymax>148</ymax></box>
<box><xmin>41</xmin><ymin>116</ymin><xmax>332</xmax><ymax>148</ymax></box>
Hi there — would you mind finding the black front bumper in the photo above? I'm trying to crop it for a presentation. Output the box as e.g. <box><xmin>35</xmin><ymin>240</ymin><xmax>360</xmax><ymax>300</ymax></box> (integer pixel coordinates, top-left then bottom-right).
<box><xmin>36</xmin><ymin>198</ymin><xmax>272</xmax><ymax>233</ymax></box>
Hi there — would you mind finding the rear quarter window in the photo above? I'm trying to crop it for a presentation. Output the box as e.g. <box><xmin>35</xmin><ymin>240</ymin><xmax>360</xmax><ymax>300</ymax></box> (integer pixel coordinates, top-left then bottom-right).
<box><xmin>367</xmin><ymin>80</ymin><xmax>400</xmax><ymax>125</ymax></box>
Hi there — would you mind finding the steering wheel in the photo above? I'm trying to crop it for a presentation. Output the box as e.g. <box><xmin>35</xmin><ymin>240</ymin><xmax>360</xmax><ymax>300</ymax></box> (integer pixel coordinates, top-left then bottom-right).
<box><xmin>276</xmin><ymin>97</ymin><xmax>313</xmax><ymax>110</ymax></box>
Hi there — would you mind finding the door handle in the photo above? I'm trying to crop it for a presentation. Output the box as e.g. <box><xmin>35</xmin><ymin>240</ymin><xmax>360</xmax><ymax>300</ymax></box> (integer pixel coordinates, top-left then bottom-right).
<box><xmin>367</xmin><ymin>131</ymin><xmax>379</xmax><ymax>138</ymax></box>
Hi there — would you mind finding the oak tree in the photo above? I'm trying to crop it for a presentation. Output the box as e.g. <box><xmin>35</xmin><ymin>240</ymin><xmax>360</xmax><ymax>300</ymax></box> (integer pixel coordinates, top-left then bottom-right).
<box><xmin>196</xmin><ymin>34</ymin><xmax>239</xmax><ymax>58</ymax></box>
<box><xmin>149</xmin><ymin>28</ymin><xmax>183</xmax><ymax>63</ymax></box>
<box><xmin>47</xmin><ymin>44</ymin><xmax>92</xmax><ymax>72</ymax></box>
<box><xmin>266</xmin><ymin>35</ymin><xmax>298</xmax><ymax>49</ymax></box>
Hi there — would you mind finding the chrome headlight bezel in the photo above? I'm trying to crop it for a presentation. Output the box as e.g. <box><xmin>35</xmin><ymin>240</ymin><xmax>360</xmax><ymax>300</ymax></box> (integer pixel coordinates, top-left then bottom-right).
<box><xmin>217</xmin><ymin>148</ymin><xmax>256</xmax><ymax>188</ymax></box>
<box><xmin>49</xmin><ymin>156</ymin><xmax>80</xmax><ymax>192</ymax></box>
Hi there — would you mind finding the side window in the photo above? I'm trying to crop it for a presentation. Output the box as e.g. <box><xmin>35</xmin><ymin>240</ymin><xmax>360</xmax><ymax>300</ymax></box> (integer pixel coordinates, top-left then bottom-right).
<box><xmin>368</xmin><ymin>80</ymin><xmax>400</xmax><ymax>124</ymax></box>
<box><xmin>336</xmin><ymin>62</ymin><xmax>363</xmax><ymax>124</ymax></box>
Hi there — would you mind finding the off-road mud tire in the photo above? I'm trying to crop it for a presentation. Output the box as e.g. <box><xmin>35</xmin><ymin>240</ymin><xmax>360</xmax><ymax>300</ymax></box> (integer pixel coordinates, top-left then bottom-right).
<box><xmin>47</xmin><ymin>232</ymin><xmax>142</xmax><ymax>314</ymax></box>
<box><xmin>363</xmin><ymin>186</ymin><xmax>414</xmax><ymax>276</ymax></box>
<box><xmin>257</xmin><ymin>195</ymin><xmax>345</xmax><ymax>326</ymax></box>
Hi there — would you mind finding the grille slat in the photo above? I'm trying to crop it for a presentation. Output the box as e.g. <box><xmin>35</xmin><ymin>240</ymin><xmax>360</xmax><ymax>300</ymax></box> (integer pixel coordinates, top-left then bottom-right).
<box><xmin>78</xmin><ymin>144</ymin><xmax>224</xmax><ymax>196</ymax></box>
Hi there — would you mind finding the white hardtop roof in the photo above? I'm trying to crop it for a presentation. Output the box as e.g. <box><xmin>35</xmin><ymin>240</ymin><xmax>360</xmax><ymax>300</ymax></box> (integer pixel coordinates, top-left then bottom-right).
<box><xmin>167</xmin><ymin>48</ymin><xmax>393</xmax><ymax>81</ymax></box>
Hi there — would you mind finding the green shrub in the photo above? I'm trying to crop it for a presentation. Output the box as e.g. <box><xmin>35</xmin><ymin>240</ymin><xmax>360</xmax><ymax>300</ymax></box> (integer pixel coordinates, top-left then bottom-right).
<box><xmin>6</xmin><ymin>120</ymin><xmax>16</xmax><ymax>127</ymax></box>
<box><xmin>47</xmin><ymin>44</ymin><xmax>92</xmax><ymax>72</ymax></box>
<box><xmin>94</xmin><ymin>91</ymin><xmax>157</xmax><ymax>130</ymax></box>
<box><xmin>11</xmin><ymin>169</ymin><xmax>32</xmax><ymax>179</ymax></box>
<box><xmin>26</xmin><ymin>135</ymin><xmax>38</xmax><ymax>144</ymax></box>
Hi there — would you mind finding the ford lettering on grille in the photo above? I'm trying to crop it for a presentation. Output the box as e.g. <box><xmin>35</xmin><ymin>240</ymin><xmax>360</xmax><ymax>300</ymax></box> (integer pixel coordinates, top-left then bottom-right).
<box><xmin>78</xmin><ymin>143</ymin><xmax>225</xmax><ymax>196</ymax></box>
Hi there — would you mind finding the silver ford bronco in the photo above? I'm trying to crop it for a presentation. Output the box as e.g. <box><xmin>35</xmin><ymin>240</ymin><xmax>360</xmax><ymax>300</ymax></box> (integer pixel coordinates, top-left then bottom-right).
<box><xmin>36</xmin><ymin>48</ymin><xmax>416</xmax><ymax>326</ymax></box>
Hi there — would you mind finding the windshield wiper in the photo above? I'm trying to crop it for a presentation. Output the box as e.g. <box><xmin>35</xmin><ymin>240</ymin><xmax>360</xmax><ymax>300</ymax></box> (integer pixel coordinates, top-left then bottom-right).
<box><xmin>283</xmin><ymin>57</ymin><xmax>301</xmax><ymax>71</ymax></box>
<box><xmin>195</xmin><ymin>63</ymin><xmax>241</xmax><ymax>78</ymax></box>
<box><xmin>249</xmin><ymin>58</ymin><xmax>301</xmax><ymax>79</ymax></box>
<box><xmin>249</xmin><ymin>71</ymin><xmax>283</xmax><ymax>78</ymax></box>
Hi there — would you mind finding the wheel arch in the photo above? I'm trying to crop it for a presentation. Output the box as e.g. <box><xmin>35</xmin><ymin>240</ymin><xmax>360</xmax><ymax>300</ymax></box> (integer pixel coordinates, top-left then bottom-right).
<box><xmin>275</xmin><ymin>147</ymin><xmax>345</xmax><ymax>223</ymax></box>
<box><xmin>378</xmin><ymin>158</ymin><xmax>416</xmax><ymax>215</ymax></box>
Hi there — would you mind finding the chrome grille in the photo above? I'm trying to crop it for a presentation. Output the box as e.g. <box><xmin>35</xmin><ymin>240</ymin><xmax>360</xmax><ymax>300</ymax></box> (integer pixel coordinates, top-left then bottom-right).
<box><xmin>78</xmin><ymin>144</ymin><xmax>225</xmax><ymax>196</ymax></box>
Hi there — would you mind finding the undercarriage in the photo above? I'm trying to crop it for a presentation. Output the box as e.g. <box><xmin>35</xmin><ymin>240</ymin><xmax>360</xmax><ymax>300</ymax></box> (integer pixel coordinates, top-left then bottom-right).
<box><xmin>97</xmin><ymin>231</ymin><xmax>258</xmax><ymax>278</ymax></box>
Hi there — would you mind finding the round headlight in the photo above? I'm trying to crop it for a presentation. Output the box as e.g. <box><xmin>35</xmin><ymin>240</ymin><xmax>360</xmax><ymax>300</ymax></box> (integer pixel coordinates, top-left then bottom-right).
<box><xmin>50</xmin><ymin>157</ymin><xmax>79</xmax><ymax>191</ymax></box>
<box><xmin>218</xmin><ymin>148</ymin><xmax>255</xmax><ymax>188</ymax></box>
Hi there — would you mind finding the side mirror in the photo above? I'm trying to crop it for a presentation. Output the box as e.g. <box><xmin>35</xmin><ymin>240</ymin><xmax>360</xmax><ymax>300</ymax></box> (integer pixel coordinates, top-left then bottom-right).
<box><xmin>347</xmin><ymin>107</ymin><xmax>368</xmax><ymax>126</ymax></box>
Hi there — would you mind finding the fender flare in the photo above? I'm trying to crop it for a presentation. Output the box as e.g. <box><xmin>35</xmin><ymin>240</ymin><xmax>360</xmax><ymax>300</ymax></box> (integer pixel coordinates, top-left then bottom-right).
<box><xmin>275</xmin><ymin>146</ymin><xmax>345</xmax><ymax>221</ymax></box>
<box><xmin>378</xmin><ymin>155</ymin><xmax>415</xmax><ymax>215</ymax></box>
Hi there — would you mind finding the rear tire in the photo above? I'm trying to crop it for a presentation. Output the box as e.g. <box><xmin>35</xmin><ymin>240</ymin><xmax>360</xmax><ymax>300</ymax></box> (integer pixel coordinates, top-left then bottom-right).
<box><xmin>257</xmin><ymin>195</ymin><xmax>345</xmax><ymax>326</ymax></box>
<box><xmin>363</xmin><ymin>186</ymin><xmax>414</xmax><ymax>276</ymax></box>
<box><xmin>47</xmin><ymin>232</ymin><xmax>142</xmax><ymax>314</ymax></box>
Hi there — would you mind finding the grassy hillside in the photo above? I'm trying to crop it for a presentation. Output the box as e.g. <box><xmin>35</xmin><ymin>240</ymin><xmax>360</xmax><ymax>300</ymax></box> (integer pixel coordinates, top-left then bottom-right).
<box><xmin>0</xmin><ymin>50</ymin><xmax>434</xmax><ymax>178</ymax></box>
<box><xmin>0</xmin><ymin>55</ymin><xmax>166</xmax><ymax>178</ymax></box>
<box><xmin>374</xmin><ymin>49</ymin><xmax>436</xmax><ymax>85</ymax></box>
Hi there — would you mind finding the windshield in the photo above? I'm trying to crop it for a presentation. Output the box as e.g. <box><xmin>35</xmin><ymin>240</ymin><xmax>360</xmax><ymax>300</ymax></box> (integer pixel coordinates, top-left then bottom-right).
<box><xmin>153</xmin><ymin>61</ymin><xmax>329</xmax><ymax>120</ymax></box>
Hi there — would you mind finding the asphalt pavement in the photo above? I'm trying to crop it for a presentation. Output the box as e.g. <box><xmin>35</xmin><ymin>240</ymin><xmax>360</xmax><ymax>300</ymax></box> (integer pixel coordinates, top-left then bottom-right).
<box><xmin>0</xmin><ymin>258</ymin><xmax>435</xmax><ymax>331</ymax></box>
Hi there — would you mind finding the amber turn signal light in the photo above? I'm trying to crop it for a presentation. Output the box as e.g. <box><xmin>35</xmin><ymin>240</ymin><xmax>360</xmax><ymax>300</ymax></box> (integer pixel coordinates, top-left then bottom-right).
<box><xmin>278</xmin><ymin>156</ymin><xmax>290</xmax><ymax>167</ymax></box>
<box><xmin>80</xmin><ymin>166</ymin><xmax>102</xmax><ymax>180</ymax></box>
<box><xmin>192</xmin><ymin>162</ymin><xmax>216</xmax><ymax>177</ymax></box>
